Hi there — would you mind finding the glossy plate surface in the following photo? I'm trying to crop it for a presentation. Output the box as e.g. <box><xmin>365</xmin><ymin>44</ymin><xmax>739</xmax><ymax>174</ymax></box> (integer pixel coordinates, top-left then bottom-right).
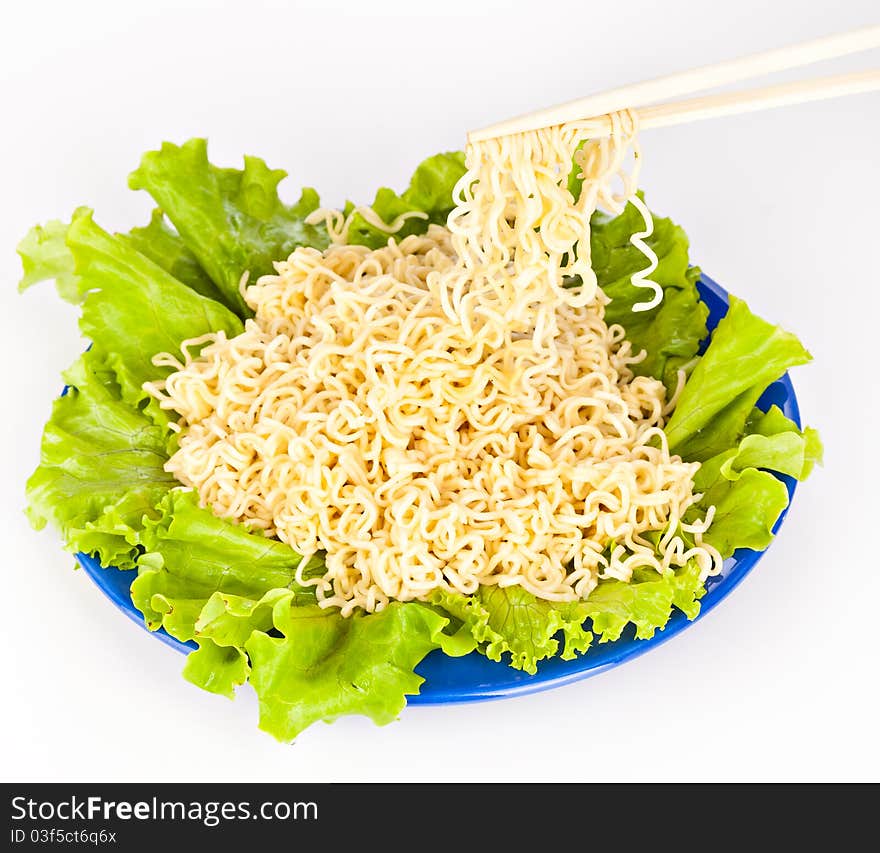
<box><xmin>77</xmin><ymin>273</ymin><xmax>800</xmax><ymax>704</ymax></box>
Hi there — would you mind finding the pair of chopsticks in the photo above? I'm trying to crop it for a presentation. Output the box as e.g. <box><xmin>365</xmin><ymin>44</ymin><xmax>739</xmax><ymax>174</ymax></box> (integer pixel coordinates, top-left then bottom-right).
<box><xmin>468</xmin><ymin>26</ymin><xmax>880</xmax><ymax>142</ymax></box>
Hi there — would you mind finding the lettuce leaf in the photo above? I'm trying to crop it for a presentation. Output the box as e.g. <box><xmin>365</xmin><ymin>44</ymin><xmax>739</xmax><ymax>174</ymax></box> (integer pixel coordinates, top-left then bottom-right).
<box><xmin>665</xmin><ymin>296</ymin><xmax>812</xmax><ymax>461</ymax></box>
<box><xmin>182</xmin><ymin>586</ymin><xmax>472</xmax><ymax>726</ymax></box>
<box><xmin>718</xmin><ymin>433</ymin><xmax>806</xmax><ymax>481</ymax></box>
<box><xmin>122</xmin><ymin>209</ymin><xmax>225</xmax><ymax>304</ymax></box>
<box><xmin>745</xmin><ymin>405</ymin><xmax>823</xmax><ymax>479</ymax></box>
<box><xmin>344</xmin><ymin>152</ymin><xmax>466</xmax><ymax>248</ymax></box>
<box><xmin>246</xmin><ymin>601</ymin><xmax>459</xmax><ymax>741</ymax></box>
<box><xmin>136</xmin><ymin>520</ymin><xmax>474</xmax><ymax>737</ymax></box>
<box><xmin>431</xmin><ymin>585</ymin><xmax>593</xmax><ymax>674</ymax></box>
<box><xmin>181</xmin><ymin>588</ymin><xmax>293</xmax><ymax>699</ymax></box>
<box><xmin>664</xmin><ymin>301</ymin><xmax>820</xmax><ymax>558</ymax></box>
<box><xmin>129</xmin><ymin>139</ymin><xmax>329</xmax><ymax>317</ymax></box>
<box><xmin>25</xmin><ymin>349</ymin><xmax>176</xmax><ymax>569</ymax></box>
<box><xmin>689</xmin><ymin>410</ymin><xmax>823</xmax><ymax>558</ymax></box>
<box><xmin>432</xmin><ymin>562</ymin><xmax>704</xmax><ymax>675</ymax></box>
<box><xmin>169</xmin><ymin>579</ymin><xmax>471</xmax><ymax>741</ymax></box>
<box><xmin>132</xmin><ymin>489</ymin><xmax>315</xmax><ymax>639</ymax></box>
<box><xmin>69</xmin><ymin>208</ymin><xmax>244</xmax><ymax>403</ymax></box>
<box><xmin>146</xmin><ymin>561</ymin><xmax>474</xmax><ymax>738</ymax></box>
<box><xmin>583</xmin><ymin>562</ymin><xmax>704</xmax><ymax>642</ymax></box>
<box><xmin>18</xmin><ymin>208</ymin><xmax>226</xmax><ymax>307</ymax></box>
<box><xmin>17</xmin><ymin>218</ymin><xmax>80</xmax><ymax>303</ymax></box>
<box><xmin>591</xmin><ymin>199</ymin><xmax>708</xmax><ymax>391</ymax></box>
<box><xmin>196</xmin><ymin>588</ymin><xmax>294</xmax><ymax>647</ymax></box>
<box><xmin>20</xmin><ymin>205</ymin><xmax>247</xmax><ymax>568</ymax></box>
<box><xmin>183</xmin><ymin>640</ymin><xmax>250</xmax><ymax>700</ymax></box>
<box><xmin>698</xmin><ymin>469</ymin><xmax>790</xmax><ymax>558</ymax></box>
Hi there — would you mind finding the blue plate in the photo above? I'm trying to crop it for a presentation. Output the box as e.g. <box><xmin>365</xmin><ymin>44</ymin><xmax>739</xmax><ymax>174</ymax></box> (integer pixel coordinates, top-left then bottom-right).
<box><xmin>76</xmin><ymin>273</ymin><xmax>800</xmax><ymax>704</ymax></box>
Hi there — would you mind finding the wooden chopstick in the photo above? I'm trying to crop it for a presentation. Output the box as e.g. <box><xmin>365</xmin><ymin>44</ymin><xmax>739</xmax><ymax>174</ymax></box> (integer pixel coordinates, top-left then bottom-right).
<box><xmin>637</xmin><ymin>69</ymin><xmax>880</xmax><ymax>131</ymax></box>
<box><xmin>468</xmin><ymin>25</ymin><xmax>880</xmax><ymax>143</ymax></box>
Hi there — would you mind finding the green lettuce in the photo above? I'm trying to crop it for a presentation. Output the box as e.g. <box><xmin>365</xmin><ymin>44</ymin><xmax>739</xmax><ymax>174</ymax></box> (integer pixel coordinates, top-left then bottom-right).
<box><xmin>665</xmin><ymin>296</ymin><xmax>812</xmax><ymax>461</ymax></box>
<box><xmin>689</xmin><ymin>409</ymin><xmax>823</xmax><ymax>558</ymax></box>
<box><xmin>17</xmin><ymin>218</ymin><xmax>80</xmax><ymax>303</ymax></box>
<box><xmin>130</xmin><ymin>490</ymin><xmax>475</xmax><ymax>741</ymax></box>
<box><xmin>661</xmin><ymin>299</ymin><xmax>820</xmax><ymax>558</ymax></box>
<box><xmin>582</xmin><ymin>562</ymin><xmax>704</xmax><ymax>642</ymax></box>
<box><xmin>122</xmin><ymin>209</ymin><xmax>225</xmax><ymax>304</ymax></box>
<box><xmin>18</xmin><ymin>207</ymin><xmax>246</xmax><ymax>389</ymax></box>
<box><xmin>129</xmin><ymin>138</ymin><xmax>329</xmax><ymax>317</ymax></box>
<box><xmin>25</xmin><ymin>349</ymin><xmax>176</xmax><ymax>569</ymax></box>
<box><xmin>195</xmin><ymin>589</ymin><xmax>294</xmax><ymax>649</ymax></box>
<box><xmin>17</xmin><ymin>207</ymin><xmax>227</xmax><ymax>307</ymax></box>
<box><xmin>71</xmin><ymin>209</ymin><xmax>244</xmax><ymax>402</ymax></box>
<box><xmin>432</xmin><ymin>562</ymin><xmax>704</xmax><ymax>675</ymax></box>
<box><xmin>431</xmin><ymin>585</ymin><xmax>593</xmax><ymax>674</ymax></box>
<box><xmin>343</xmin><ymin>152</ymin><xmax>466</xmax><ymax>248</ymax></box>
<box><xmin>21</xmin><ymin>204</ymin><xmax>246</xmax><ymax>563</ymax></box>
<box><xmin>699</xmin><ymin>469</ymin><xmax>790</xmax><ymax>558</ymax></box>
<box><xmin>132</xmin><ymin>490</ymin><xmax>315</xmax><ymax>639</ymax></box>
<box><xmin>591</xmin><ymin>198</ymin><xmax>708</xmax><ymax>391</ymax></box>
<box><xmin>182</xmin><ymin>586</ymin><xmax>472</xmax><ymax>739</ymax></box>
<box><xmin>187</xmin><ymin>589</ymin><xmax>300</xmax><ymax>688</ymax></box>
<box><xmin>183</xmin><ymin>640</ymin><xmax>251</xmax><ymax>700</ymax></box>
<box><xmin>246</xmin><ymin>601</ymin><xmax>464</xmax><ymax>741</ymax></box>
<box><xmin>745</xmin><ymin>405</ymin><xmax>823</xmax><ymax>479</ymax></box>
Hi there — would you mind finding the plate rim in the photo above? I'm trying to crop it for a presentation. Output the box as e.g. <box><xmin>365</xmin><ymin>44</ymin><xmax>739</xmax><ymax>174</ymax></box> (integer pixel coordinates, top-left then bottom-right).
<box><xmin>74</xmin><ymin>271</ymin><xmax>800</xmax><ymax>705</ymax></box>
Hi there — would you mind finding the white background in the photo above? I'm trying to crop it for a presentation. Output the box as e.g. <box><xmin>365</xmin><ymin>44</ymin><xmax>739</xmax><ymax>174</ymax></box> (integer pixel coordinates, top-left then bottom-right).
<box><xmin>1</xmin><ymin>0</ymin><xmax>878</xmax><ymax>783</ymax></box>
